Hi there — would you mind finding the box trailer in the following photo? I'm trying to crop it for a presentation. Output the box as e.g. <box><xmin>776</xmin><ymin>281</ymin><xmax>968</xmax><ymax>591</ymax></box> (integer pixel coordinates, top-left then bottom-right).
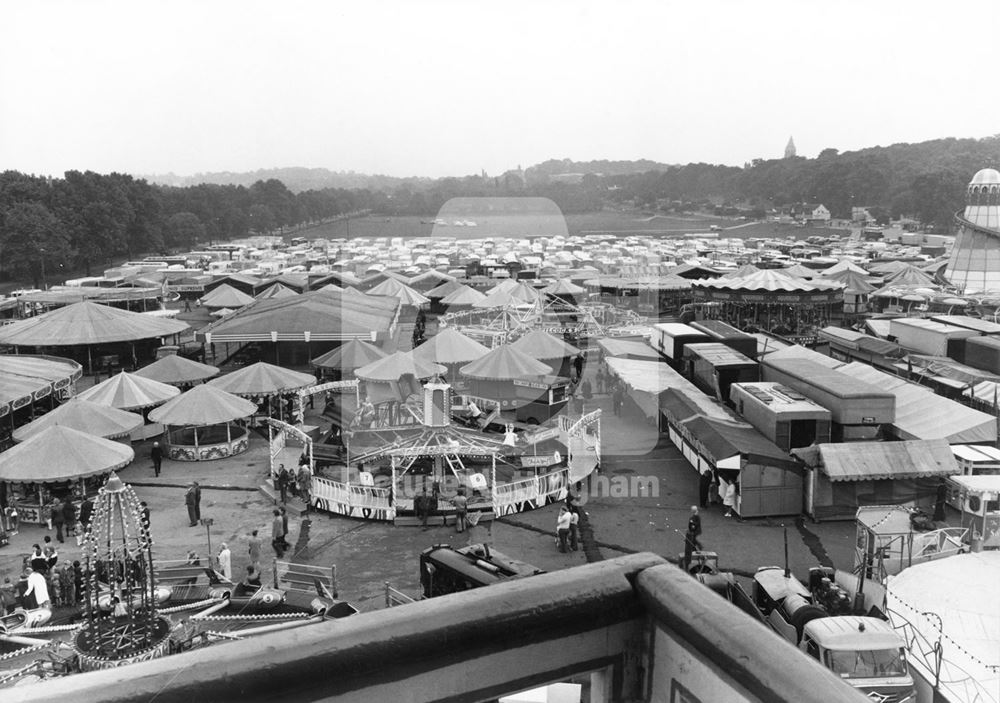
<box><xmin>689</xmin><ymin>319</ymin><xmax>758</xmax><ymax>359</ymax></box>
<box><xmin>684</xmin><ymin>343</ymin><xmax>759</xmax><ymax>403</ymax></box>
<box><xmin>963</xmin><ymin>336</ymin><xmax>1000</xmax><ymax>375</ymax></box>
<box><xmin>760</xmin><ymin>357</ymin><xmax>895</xmax><ymax>440</ymax></box>
<box><xmin>888</xmin><ymin>318</ymin><xmax>977</xmax><ymax>358</ymax></box>
<box><xmin>730</xmin><ymin>382</ymin><xmax>832</xmax><ymax>451</ymax></box>
<box><xmin>650</xmin><ymin>323</ymin><xmax>710</xmax><ymax>364</ymax></box>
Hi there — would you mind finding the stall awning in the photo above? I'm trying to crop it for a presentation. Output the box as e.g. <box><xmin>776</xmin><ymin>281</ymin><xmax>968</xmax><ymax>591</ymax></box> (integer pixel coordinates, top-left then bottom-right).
<box><xmin>680</xmin><ymin>416</ymin><xmax>793</xmax><ymax>466</ymax></box>
<box><xmin>808</xmin><ymin>439</ymin><xmax>958</xmax><ymax>482</ymax></box>
<box><xmin>597</xmin><ymin>337</ymin><xmax>662</xmax><ymax>360</ymax></box>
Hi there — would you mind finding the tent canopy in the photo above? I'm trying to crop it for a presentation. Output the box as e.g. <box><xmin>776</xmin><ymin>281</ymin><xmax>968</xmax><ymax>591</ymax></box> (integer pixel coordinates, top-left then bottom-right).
<box><xmin>510</xmin><ymin>330</ymin><xmax>580</xmax><ymax>360</ymax></box>
<box><xmin>149</xmin><ymin>383</ymin><xmax>258</xmax><ymax>426</ymax></box>
<box><xmin>133</xmin><ymin>354</ymin><xmax>221</xmax><ymax>385</ymax></box>
<box><xmin>311</xmin><ymin>339</ymin><xmax>388</xmax><ymax>371</ymax></box>
<box><xmin>355</xmin><ymin>351</ymin><xmax>446</xmax><ymax>382</ymax></box>
<box><xmin>459</xmin><ymin>345</ymin><xmax>551</xmax><ymax>380</ymax></box>
<box><xmin>200</xmin><ymin>283</ymin><xmax>256</xmax><ymax>309</ymax></box>
<box><xmin>440</xmin><ymin>285</ymin><xmax>487</xmax><ymax>306</ymax></box>
<box><xmin>208</xmin><ymin>361</ymin><xmax>316</xmax><ymax>397</ymax></box>
<box><xmin>0</xmin><ymin>354</ymin><xmax>83</xmax><ymax>418</ymax></box>
<box><xmin>412</xmin><ymin>328</ymin><xmax>490</xmax><ymax>365</ymax></box>
<box><xmin>76</xmin><ymin>371</ymin><xmax>181</xmax><ymax>410</ymax></box>
<box><xmin>808</xmin><ymin>439</ymin><xmax>958</xmax><ymax>481</ymax></box>
<box><xmin>0</xmin><ymin>425</ymin><xmax>134</xmax><ymax>483</ymax></box>
<box><xmin>365</xmin><ymin>278</ymin><xmax>430</xmax><ymax>307</ymax></box>
<box><xmin>13</xmin><ymin>398</ymin><xmax>144</xmax><ymax>442</ymax></box>
<box><xmin>0</xmin><ymin>300</ymin><xmax>188</xmax><ymax>346</ymax></box>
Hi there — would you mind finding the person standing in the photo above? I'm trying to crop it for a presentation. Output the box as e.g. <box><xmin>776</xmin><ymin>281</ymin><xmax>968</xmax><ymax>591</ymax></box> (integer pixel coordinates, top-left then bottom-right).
<box><xmin>192</xmin><ymin>481</ymin><xmax>202</xmax><ymax>522</ymax></box>
<box><xmin>612</xmin><ymin>386</ymin><xmax>624</xmax><ymax>417</ymax></box>
<box><xmin>275</xmin><ymin>465</ymin><xmax>288</xmax><ymax>504</ymax></box>
<box><xmin>150</xmin><ymin>441</ymin><xmax>163</xmax><ymax>477</ymax></box>
<box><xmin>556</xmin><ymin>506</ymin><xmax>572</xmax><ymax>553</ymax></box>
<box><xmin>596</xmin><ymin>367</ymin><xmax>606</xmax><ymax>395</ymax></box>
<box><xmin>78</xmin><ymin>496</ymin><xmax>93</xmax><ymax>533</ymax></box>
<box><xmin>723</xmin><ymin>481</ymin><xmax>737</xmax><ymax>518</ymax></box>
<box><xmin>41</xmin><ymin>500</ymin><xmax>53</xmax><ymax>532</ymax></box>
<box><xmin>271</xmin><ymin>510</ymin><xmax>285</xmax><ymax>558</ymax></box>
<box><xmin>279</xmin><ymin>506</ymin><xmax>290</xmax><ymax>549</ymax></box>
<box><xmin>247</xmin><ymin>530</ymin><xmax>262</xmax><ymax>572</ymax></box>
<box><xmin>185</xmin><ymin>483</ymin><xmax>198</xmax><ymax>527</ymax></box>
<box><xmin>30</xmin><ymin>545</ymin><xmax>48</xmax><ymax>574</ymax></box>
<box><xmin>297</xmin><ymin>462</ymin><xmax>312</xmax><ymax>511</ymax></box>
<box><xmin>568</xmin><ymin>507</ymin><xmax>580</xmax><ymax>551</ymax></box>
<box><xmin>51</xmin><ymin>498</ymin><xmax>65</xmax><ymax>543</ymax></box>
<box><xmin>451</xmin><ymin>489</ymin><xmax>468</xmax><ymax>534</ymax></box>
<box><xmin>415</xmin><ymin>487</ymin><xmax>429</xmax><ymax>530</ymax></box>
<box><xmin>698</xmin><ymin>469</ymin><xmax>712</xmax><ymax>509</ymax></box>
<box><xmin>217</xmin><ymin>543</ymin><xmax>232</xmax><ymax>581</ymax></box>
<box><xmin>24</xmin><ymin>566</ymin><xmax>51</xmax><ymax>610</ymax></box>
<box><xmin>62</xmin><ymin>500</ymin><xmax>77</xmax><ymax>539</ymax></box>
<box><xmin>933</xmin><ymin>477</ymin><xmax>948</xmax><ymax>522</ymax></box>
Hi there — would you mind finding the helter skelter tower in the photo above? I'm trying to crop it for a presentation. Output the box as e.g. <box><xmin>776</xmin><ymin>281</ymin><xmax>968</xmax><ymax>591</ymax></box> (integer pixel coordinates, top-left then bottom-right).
<box><xmin>74</xmin><ymin>473</ymin><xmax>172</xmax><ymax>671</ymax></box>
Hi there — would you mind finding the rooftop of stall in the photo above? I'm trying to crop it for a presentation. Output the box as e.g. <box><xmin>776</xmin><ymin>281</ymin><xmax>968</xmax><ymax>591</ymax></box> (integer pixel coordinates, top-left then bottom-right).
<box><xmin>689</xmin><ymin>319</ymin><xmax>758</xmax><ymax>359</ymax></box>
<box><xmin>650</xmin><ymin>323</ymin><xmax>711</xmax><ymax>363</ymax></box>
<box><xmin>760</xmin><ymin>356</ymin><xmax>895</xmax><ymax>427</ymax></box>
<box><xmin>683</xmin><ymin>343</ymin><xmax>758</xmax><ymax>370</ymax></box>
<box><xmin>888</xmin><ymin>317</ymin><xmax>978</xmax><ymax>360</ymax></box>
<box><xmin>963</xmin><ymin>336</ymin><xmax>1000</xmax><ymax>375</ymax></box>
<box><xmin>730</xmin><ymin>382</ymin><xmax>832</xmax><ymax>451</ymax></box>
<box><xmin>929</xmin><ymin>315</ymin><xmax>1000</xmax><ymax>336</ymax></box>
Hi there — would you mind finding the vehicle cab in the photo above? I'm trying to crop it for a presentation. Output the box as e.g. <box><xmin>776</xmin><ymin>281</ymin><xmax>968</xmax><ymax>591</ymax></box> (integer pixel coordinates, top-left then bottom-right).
<box><xmin>801</xmin><ymin>616</ymin><xmax>915</xmax><ymax>703</ymax></box>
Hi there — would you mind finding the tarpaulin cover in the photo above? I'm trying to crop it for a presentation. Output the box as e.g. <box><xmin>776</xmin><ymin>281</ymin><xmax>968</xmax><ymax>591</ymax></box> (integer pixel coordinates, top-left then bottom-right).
<box><xmin>811</xmin><ymin>439</ymin><xmax>958</xmax><ymax>481</ymax></box>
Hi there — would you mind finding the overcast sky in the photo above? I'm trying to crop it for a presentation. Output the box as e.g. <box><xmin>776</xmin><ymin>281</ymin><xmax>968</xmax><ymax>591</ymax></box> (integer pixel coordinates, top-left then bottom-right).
<box><xmin>3</xmin><ymin>0</ymin><xmax>997</xmax><ymax>179</ymax></box>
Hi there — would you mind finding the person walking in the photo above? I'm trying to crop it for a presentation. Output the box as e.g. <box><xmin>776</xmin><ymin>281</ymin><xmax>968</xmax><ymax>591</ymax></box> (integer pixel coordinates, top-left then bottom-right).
<box><xmin>687</xmin><ymin>506</ymin><xmax>703</xmax><ymax>550</ymax></box>
<box><xmin>185</xmin><ymin>483</ymin><xmax>199</xmax><ymax>527</ymax></box>
<box><xmin>271</xmin><ymin>510</ymin><xmax>286</xmax><ymax>558</ymax></box>
<box><xmin>415</xmin><ymin>487</ymin><xmax>429</xmax><ymax>530</ymax></box>
<box><xmin>556</xmin><ymin>506</ymin><xmax>572</xmax><ymax>553</ymax></box>
<box><xmin>51</xmin><ymin>498</ymin><xmax>65</xmax><ymax>543</ymax></box>
<box><xmin>451</xmin><ymin>489</ymin><xmax>468</xmax><ymax>534</ymax></box>
<box><xmin>595</xmin><ymin>367</ymin><xmax>606</xmax><ymax>394</ymax></box>
<box><xmin>247</xmin><ymin>530</ymin><xmax>262</xmax><ymax>572</ymax></box>
<box><xmin>723</xmin><ymin>481</ymin><xmax>737</xmax><ymax>518</ymax></box>
<box><xmin>150</xmin><ymin>441</ymin><xmax>163</xmax><ymax>477</ymax></box>
<box><xmin>217</xmin><ymin>543</ymin><xmax>232</xmax><ymax>581</ymax></box>
<box><xmin>23</xmin><ymin>565</ymin><xmax>51</xmax><ymax>610</ymax></box>
<box><xmin>581</xmin><ymin>379</ymin><xmax>592</xmax><ymax>405</ymax></box>
<box><xmin>41</xmin><ymin>500</ymin><xmax>53</xmax><ymax>532</ymax></box>
<box><xmin>612</xmin><ymin>386</ymin><xmax>624</xmax><ymax>417</ymax></box>
<box><xmin>568</xmin><ymin>507</ymin><xmax>580</xmax><ymax>551</ymax></box>
<box><xmin>698</xmin><ymin>468</ymin><xmax>712</xmax><ymax>509</ymax></box>
<box><xmin>78</xmin><ymin>496</ymin><xmax>93</xmax><ymax>533</ymax></box>
<box><xmin>279</xmin><ymin>506</ymin><xmax>290</xmax><ymax>550</ymax></box>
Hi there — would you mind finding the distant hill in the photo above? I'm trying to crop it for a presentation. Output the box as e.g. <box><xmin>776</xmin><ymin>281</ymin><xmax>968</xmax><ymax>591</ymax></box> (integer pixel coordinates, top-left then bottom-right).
<box><xmin>144</xmin><ymin>167</ymin><xmax>429</xmax><ymax>193</ymax></box>
<box><xmin>526</xmin><ymin>158</ymin><xmax>677</xmax><ymax>179</ymax></box>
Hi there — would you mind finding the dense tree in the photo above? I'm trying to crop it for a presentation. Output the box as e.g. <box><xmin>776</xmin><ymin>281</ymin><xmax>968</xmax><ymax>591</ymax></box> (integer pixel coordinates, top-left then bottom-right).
<box><xmin>1</xmin><ymin>201</ymin><xmax>73</xmax><ymax>287</ymax></box>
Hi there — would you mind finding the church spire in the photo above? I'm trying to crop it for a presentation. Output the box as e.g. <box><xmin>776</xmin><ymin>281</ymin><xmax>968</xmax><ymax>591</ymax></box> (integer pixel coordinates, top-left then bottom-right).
<box><xmin>784</xmin><ymin>136</ymin><xmax>796</xmax><ymax>159</ymax></box>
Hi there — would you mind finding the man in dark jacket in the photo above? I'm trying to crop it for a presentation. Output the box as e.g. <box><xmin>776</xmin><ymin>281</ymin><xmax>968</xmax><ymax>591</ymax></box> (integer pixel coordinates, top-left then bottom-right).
<box><xmin>79</xmin><ymin>497</ymin><xmax>94</xmax><ymax>532</ymax></box>
<box><xmin>51</xmin><ymin>499</ymin><xmax>66</xmax><ymax>543</ymax></box>
<box><xmin>150</xmin><ymin>441</ymin><xmax>163</xmax><ymax>477</ymax></box>
<box><xmin>185</xmin><ymin>484</ymin><xmax>198</xmax><ymax>527</ymax></box>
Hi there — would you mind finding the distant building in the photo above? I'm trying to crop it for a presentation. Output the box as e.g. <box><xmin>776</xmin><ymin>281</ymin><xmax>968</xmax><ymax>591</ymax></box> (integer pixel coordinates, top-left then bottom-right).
<box><xmin>851</xmin><ymin>206</ymin><xmax>873</xmax><ymax>223</ymax></box>
<box><xmin>792</xmin><ymin>203</ymin><xmax>830</xmax><ymax>223</ymax></box>
<box><xmin>784</xmin><ymin>136</ymin><xmax>797</xmax><ymax>158</ymax></box>
<box><xmin>945</xmin><ymin>168</ymin><xmax>1000</xmax><ymax>291</ymax></box>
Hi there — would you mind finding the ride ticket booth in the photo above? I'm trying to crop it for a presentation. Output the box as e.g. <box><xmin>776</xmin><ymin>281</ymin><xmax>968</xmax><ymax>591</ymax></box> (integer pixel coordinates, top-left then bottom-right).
<box><xmin>512</xmin><ymin>375</ymin><xmax>570</xmax><ymax>425</ymax></box>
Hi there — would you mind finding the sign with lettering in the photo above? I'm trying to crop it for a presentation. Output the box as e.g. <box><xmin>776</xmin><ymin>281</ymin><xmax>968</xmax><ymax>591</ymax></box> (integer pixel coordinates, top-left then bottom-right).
<box><xmin>521</xmin><ymin>452</ymin><xmax>561</xmax><ymax>468</ymax></box>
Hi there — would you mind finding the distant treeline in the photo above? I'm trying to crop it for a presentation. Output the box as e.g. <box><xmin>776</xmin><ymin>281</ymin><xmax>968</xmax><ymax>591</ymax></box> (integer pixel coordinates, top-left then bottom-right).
<box><xmin>2</xmin><ymin>135</ymin><xmax>997</xmax><ymax>285</ymax></box>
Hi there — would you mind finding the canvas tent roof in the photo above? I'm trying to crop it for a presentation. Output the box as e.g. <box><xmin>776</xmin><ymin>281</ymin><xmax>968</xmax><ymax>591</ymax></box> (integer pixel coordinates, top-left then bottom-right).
<box><xmin>596</xmin><ymin>337</ymin><xmax>662</xmax><ymax>360</ymax></box>
<box><xmin>311</xmin><ymin>339</ymin><xmax>388</xmax><ymax>371</ymax></box>
<box><xmin>835</xmin><ymin>361</ymin><xmax>996</xmax><ymax>443</ymax></box>
<box><xmin>509</xmin><ymin>330</ymin><xmax>580</xmax><ymax>360</ymax></box>
<box><xmin>412</xmin><ymin>328</ymin><xmax>490</xmax><ymax>365</ymax></box>
<box><xmin>696</xmin><ymin>269</ymin><xmax>843</xmax><ymax>293</ymax></box>
<box><xmin>355</xmin><ymin>351</ymin><xmax>446</xmax><ymax>381</ymax></box>
<box><xmin>542</xmin><ymin>278</ymin><xmax>586</xmax><ymax>295</ymax></box>
<box><xmin>819</xmin><ymin>259</ymin><xmax>868</xmax><ymax>277</ymax></box>
<box><xmin>208</xmin><ymin>361</ymin><xmax>315</xmax><ymax>397</ymax></box>
<box><xmin>133</xmin><ymin>354</ymin><xmax>221</xmax><ymax>385</ymax></box>
<box><xmin>460</xmin><ymin>345</ymin><xmax>551</xmax><ymax>381</ymax></box>
<box><xmin>0</xmin><ymin>425</ymin><xmax>134</xmax><ymax>483</ymax></box>
<box><xmin>76</xmin><ymin>371</ymin><xmax>181</xmax><ymax>410</ymax></box>
<box><xmin>425</xmin><ymin>279</ymin><xmax>466</xmax><ymax>299</ymax></box>
<box><xmin>807</xmin><ymin>439</ymin><xmax>958</xmax><ymax>481</ymax></box>
<box><xmin>255</xmin><ymin>283</ymin><xmax>299</xmax><ymax>301</ymax></box>
<box><xmin>200</xmin><ymin>283</ymin><xmax>256</xmax><ymax>309</ymax></box>
<box><xmin>440</xmin><ymin>285</ymin><xmax>487</xmax><ymax>306</ymax></box>
<box><xmin>197</xmin><ymin>289</ymin><xmax>399</xmax><ymax>343</ymax></box>
<box><xmin>149</xmin><ymin>383</ymin><xmax>258</xmax><ymax>426</ymax></box>
<box><xmin>12</xmin><ymin>398</ymin><xmax>143</xmax><ymax>442</ymax></box>
<box><xmin>0</xmin><ymin>301</ymin><xmax>188</xmax><ymax>346</ymax></box>
<box><xmin>366</xmin><ymin>278</ymin><xmax>430</xmax><ymax>307</ymax></box>
<box><xmin>604</xmin><ymin>357</ymin><xmax>705</xmax><ymax>420</ymax></box>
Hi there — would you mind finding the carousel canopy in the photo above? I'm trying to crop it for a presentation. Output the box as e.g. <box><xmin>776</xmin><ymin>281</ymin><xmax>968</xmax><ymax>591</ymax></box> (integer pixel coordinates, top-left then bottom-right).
<box><xmin>149</xmin><ymin>383</ymin><xmax>258</xmax><ymax>426</ymax></box>
<box><xmin>819</xmin><ymin>259</ymin><xmax>868</xmax><ymax>277</ymax></box>
<box><xmin>460</xmin><ymin>344</ymin><xmax>551</xmax><ymax>380</ymax></box>
<box><xmin>366</xmin><ymin>278</ymin><xmax>430</xmax><ymax>307</ymax></box>
<box><xmin>694</xmin><ymin>269</ymin><xmax>844</xmax><ymax>293</ymax></box>
<box><xmin>196</xmin><ymin>289</ymin><xmax>399</xmax><ymax>343</ymax></box>
<box><xmin>721</xmin><ymin>263</ymin><xmax>761</xmax><ymax>279</ymax></box>
<box><xmin>509</xmin><ymin>330</ymin><xmax>580</xmax><ymax>360</ymax></box>
<box><xmin>316</xmin><ymin>282</ymin><xmax>343</xmax><ymax>292</ymax></box>
<box><xmin>0</xmin><ymin>354</ymin><xmax>83</xmax><ymax>419</ymax></box>
<box><xmin>76</xmin><ymin>371</ymin><xmax>181</xmax><ymax>410</ymax></box>
<box><xmin>779</xmin><ymin>263</ymin><xmax>816</xmax><ymax>279</ymax></box>
<box><xmin>440</xmin><ymin>285</ymin><xmax>487</xmax><ymax>307</ymax></box>
<box><xmin>200</xmin><ymin>283</ymin><xmax>256</xmax><ymax>309</ymax></box>
<box><xmin>0</xmin><ymin>300</ymin><xmax>188</xmax><ymax>346</ymax></box>
<box><xmin>12</xmin><ymin>398</ymin><xmax>144</xmax><ymax>442</ymax></box>
<box><xmin>355</xmin><ymin>351</ymin><xmax>446</xmax><ymax>382</ymax></box>
<box><xmin>412</xmin><ymin>328</ymin><xmax>491</xmax><ymax>365</ymax></box>
<box><xmin>311</xmin><ymin>338</ymin><xmax>388</xmax><ymax>371</ymax></box>
<box><xmin>885</xmin><ymin>264</ymin><xmax>936</xmax><ymax>286</ymax></box>
<box><xmin>0</xmin><ymin>425</ymin><xmax>134</xmax><ymax>483</ymax></box>
<box><xmin>208</xmin><ymin>361</ymin><xmax>316</xmax><ymax>396</ymax></box>
<box><xmin>485</xmin><ymin>278</ymin><xmax>519</xmax><ymax>295</ymax></box>
<box><xmin>828</xmin><ymin>269</ymin><xmax>877</xmax><ymax>294</ymax></box>
<box><xmin>133</xmin><ymin>354</ymin><xmax>221</xmax><ymax>385</ymax></box>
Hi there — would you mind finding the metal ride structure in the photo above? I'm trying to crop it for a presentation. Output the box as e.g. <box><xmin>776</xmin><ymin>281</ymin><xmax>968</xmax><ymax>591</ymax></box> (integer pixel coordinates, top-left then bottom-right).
<box><xmin>74</xmin><ymin>473</ymin><xmax>172</xmax><ymax>671</ymax></box>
